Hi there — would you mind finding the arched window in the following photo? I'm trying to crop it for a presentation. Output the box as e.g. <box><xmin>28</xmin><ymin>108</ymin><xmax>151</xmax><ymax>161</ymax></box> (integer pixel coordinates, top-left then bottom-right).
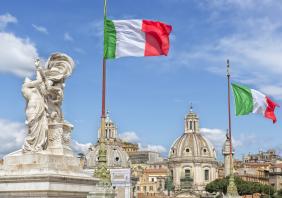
<box><xmin>204</xmin><ymin>169</ymin><xmax>209</xmax><ymax>181</ymax></box>
<box><xmin>189</xmin><ymin>121</ymin><xmax>192</xmax><ymax>130</ymax></box>
<box><xmin>194</xmin><ymin>121</ymin><xmax>196</xmax><ymax>131</ymax></box>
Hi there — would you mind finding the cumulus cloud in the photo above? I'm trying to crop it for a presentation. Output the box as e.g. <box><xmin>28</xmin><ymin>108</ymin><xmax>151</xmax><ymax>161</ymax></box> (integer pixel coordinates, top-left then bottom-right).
<box><xmin>0</xmin><ymin>32</ymin><xmax>39</xmax><ymax>77</ymax></box>
<box><xmin>32</xmin><ymin>24</ymin><xmax>48</xmax><ymax>34</ymax></box>
<box><xmin>0</xmin><ymin>119</ymin><xmax>25</xmax><ymax>157</ymax></box>
<box><xmin>119</xmin><ymin>131</ymin><xmax>140</xmax><ymax>143</ymax></box>
<box><xmin>0</xmin><ymin>13</ymin><xmax>17</xmax><ymax>30</ymax></box>
<box><xmin>64</xmin><ymin>32</ymin><xmax>74</xmax><ymax>42</ymax></box>
<box><xmin>119</xmin><ymin>131</ymin><xmax>167</xmax><ymax>154</ymax></box>
<box><xmin>71</xmin><ymin>140</ymin><xmax>91</xmax><ymax>154</ymax></box>
<box><xmin>201</xmin><ymin>128</ymin><xmax>226</xmax><ymax>149</ymax></box>
<box><xmin>201</xmin><ymin>127</ymin><xmax>258</xmax><ymax>158</ymax></box>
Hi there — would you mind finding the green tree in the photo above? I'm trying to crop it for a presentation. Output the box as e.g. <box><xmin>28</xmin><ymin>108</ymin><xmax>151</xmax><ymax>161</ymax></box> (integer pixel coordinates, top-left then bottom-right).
<box><xmin>206</xmin><ymin>176</ymin><xmax>275</xmax><ymax>196</ymax></box>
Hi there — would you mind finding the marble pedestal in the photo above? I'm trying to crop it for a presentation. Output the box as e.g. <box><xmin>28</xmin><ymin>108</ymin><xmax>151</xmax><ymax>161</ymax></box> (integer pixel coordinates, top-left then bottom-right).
<box><xmin>0</xmin><ymin>148</ymin><xmax>100</xmax><ymax>198</ymax></box>
<box><xmin>87</xmin><ymin>185</ymin><xmax>116</xmax><ymax>198</ymax></box>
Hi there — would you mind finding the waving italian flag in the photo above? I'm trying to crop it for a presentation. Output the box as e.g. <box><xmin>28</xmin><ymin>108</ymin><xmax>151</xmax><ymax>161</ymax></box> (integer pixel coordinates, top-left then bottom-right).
<box><xmin>104</xmin><ymin>19</ymin><xmax>172</xmax><ymax>59</ymax></box>
<box><xmin>232</xmin><ymin>83</ymin><xmax>279</xmax><ymax>123</ymax></box>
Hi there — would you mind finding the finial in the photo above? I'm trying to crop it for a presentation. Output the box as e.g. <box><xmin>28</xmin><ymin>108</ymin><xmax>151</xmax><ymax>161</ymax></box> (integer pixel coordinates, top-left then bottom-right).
<box><xmin>227</xmin><ymin>59</ymin><xmax>230</xmax><ymax>77</ymax></box>
<box><xmin>35</xmin><ymin>58</ymin><xmax>40</xmax><ymax>69</ymax></box>
<box><xmin>106</xmin><ymin>110</ymin><xmax>110</xmax><ymax>118</ymax></box>
<box><xmin>190</xmin><ymin>103</ymin><xmax>193</xmax><ymax>112</ymax></box>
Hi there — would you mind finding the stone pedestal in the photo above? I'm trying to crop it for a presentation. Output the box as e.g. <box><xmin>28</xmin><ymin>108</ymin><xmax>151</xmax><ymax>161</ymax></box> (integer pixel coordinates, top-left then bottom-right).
<box><xmin>87</xmin><ymin>185</ymin><xmax>116</xmax><ymax>198</ymax></box>
<box><xmin>0</xmin><ymin>147</ymin><xmax>100</xmax><ymax>197</ymax></box>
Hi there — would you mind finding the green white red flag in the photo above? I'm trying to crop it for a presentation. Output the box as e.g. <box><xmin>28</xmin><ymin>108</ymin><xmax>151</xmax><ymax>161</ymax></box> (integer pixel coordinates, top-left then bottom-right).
<box><xmin>232</xmin><ymin>83</ymin><xmax>279</xmax><ymax>123</ymax></box>
<box><xmin>104</xmin><ymin>19</ymin><xmax>172</xmax><ymax>59</ymax></box>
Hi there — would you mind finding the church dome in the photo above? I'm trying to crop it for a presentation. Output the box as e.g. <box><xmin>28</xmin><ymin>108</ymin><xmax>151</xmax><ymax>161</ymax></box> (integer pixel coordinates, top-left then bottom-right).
<box><xmin>85</xmin><ymin>111</ymin><xmax>130</xmax><ymax>168</ymax></box>
<box><xmin>168</xmin><ymin>107</ymin><xmax>218</xmax><ymax>192</ymax></box>
<box><xmin>169</xmin><ymin>108</ymin><xmax>216</xmax><ymax>160</ymax></box>
<box><xmin>85</xmin><ymin>143</ymin><xmax>130</xmax><ymax>168</ymax></box>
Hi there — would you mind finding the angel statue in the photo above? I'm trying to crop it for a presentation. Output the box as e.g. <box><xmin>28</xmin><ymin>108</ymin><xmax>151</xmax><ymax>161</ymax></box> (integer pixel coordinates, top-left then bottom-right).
<box><xmin>22</xmin><ymin>60</ymin><xmax>48</xmax><ymax>152</ymax></box>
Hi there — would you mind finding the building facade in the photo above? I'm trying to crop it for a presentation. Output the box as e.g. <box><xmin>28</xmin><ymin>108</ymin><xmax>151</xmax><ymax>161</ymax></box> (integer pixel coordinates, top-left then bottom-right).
<box><xmin>168</xmin><ymin>108</ymin><xmax>218</xmax><ymax>192</ymax></box>
<box><xmin>269</xmin><ymin>163</ymin><xmax>282</xmax><ymax>190</ymax></box>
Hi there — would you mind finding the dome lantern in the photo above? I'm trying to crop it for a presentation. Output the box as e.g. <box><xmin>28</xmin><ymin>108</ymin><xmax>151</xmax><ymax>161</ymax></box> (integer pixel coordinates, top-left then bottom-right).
<box><xmin>184</xmin><ymin>105</ymin><xmax>200</xmax><ymax>133</ymax></box>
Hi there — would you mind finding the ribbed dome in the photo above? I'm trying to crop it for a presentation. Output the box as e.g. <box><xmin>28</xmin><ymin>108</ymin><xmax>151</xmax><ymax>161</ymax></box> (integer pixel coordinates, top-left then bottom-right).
<box><xmin>169</xmin><ymin>132</ymin><xmax>216</xmax><ymax>159</ymax></box>
<box><xmin>85</xmin><ymin>143</ymin><xmax>130</xmax><ymax>168</ymax></box>
<box><xmin>169</xmin><ymin>108</ymin><xmax>216</xmax><ymax>160</ymax></box>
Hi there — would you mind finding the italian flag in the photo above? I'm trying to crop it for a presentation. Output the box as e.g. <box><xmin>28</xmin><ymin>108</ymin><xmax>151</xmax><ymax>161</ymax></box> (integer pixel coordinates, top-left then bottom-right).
<box><xmin>232</xmin><ymin>83</ymin><xmax>279</xmax><ymax>123</ymax></box>
<box><xmin>104</xmin><ymin>19</ymin><xmax>172</xmax><ymax>59</ymax></box>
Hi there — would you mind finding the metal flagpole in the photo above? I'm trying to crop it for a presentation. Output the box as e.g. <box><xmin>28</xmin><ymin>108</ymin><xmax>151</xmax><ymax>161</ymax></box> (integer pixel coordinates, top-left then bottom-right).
<box><xmin>226</xmin><ymin>60</ymin><xmax>239</xmax><ymax>197</ymax></box>
<box><xmin>94</xmin><ymin>0</ymin><xmax>111</xmax><ymax>185</ymax></box>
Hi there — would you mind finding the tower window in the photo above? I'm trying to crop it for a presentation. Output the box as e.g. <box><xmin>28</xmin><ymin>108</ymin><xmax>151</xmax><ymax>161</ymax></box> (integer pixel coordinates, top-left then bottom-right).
<box><xmin>205</xmin><ymin>170</ymin><xmax>209</xmax><ymax>181</ymax></box>
<box><xmin>189</xmin><ymin>121</ymin><xmax>192</xmax><ymax>130</ymax></box>
<box><xmin>185</xmin><ymin>169</ymin><xmax>191</xmax><ymax>177</ymax></box>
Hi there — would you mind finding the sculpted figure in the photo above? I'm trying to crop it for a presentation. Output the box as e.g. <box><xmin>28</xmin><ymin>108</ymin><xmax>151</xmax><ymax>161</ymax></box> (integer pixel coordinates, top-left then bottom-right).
<box><xmin>22</xmin><ymin>67</ymin><xmax>48</xmax><ymax>152</ymax></box>
<box><xmin>21</xmin><ymin>53</ymin><xmax>75</xmax><ymax>152</ymax></box>
<box><xmin>44</xmin><ymin>53</ymin><xmax>74</xmax><ymax>122</ymax></box>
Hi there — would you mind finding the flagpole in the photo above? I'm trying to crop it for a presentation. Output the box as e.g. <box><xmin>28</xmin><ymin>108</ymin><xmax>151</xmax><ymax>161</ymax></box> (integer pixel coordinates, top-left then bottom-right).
<box><xmin>94</xmin><ymin>0</ymin><xmax>111</xmax><ymax>185</ymax></box>
<box><xmin>227</xmin><ymin>60</ymin><xmax>232</xmax><ymax>177</ymax></box>
<box><xmin>226</xmin><ymin>60</ymin><xmax>239</xmax><ymax>197</ymax></box>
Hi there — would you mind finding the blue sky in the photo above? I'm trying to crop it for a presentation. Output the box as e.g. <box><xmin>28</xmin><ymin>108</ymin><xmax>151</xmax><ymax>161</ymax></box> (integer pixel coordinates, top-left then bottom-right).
<box><xmin>0</xmin><ymin>0</ymin><xmax>282</xmax><ymax>160</ymax></box>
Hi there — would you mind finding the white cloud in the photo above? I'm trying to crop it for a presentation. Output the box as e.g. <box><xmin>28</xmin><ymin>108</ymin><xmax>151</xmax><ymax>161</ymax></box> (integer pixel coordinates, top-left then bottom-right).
<box><xmin>64</xmin><ymin>32</ymin><xmax>73</xmax><ymax>42</ymax></box>
<box><xmin>173</xmin><ymin>1</ymin><xmax>282</xmax><ymax>101</ymax></box>
<box><xmin>201</xmin><ymin>0</ymin><xmax>281</xmax><ymax>10</ymax></box>
<box><xmin>0</xmin><ymin>13</ymin><xmax>17</xmax><ymax>30</ymax></box>
<box><xmin>201</xmin><ymin>128</ymin><xmax>226</xmax><ymax>149</ymax></box>
<box><xmin>0</xmin><ymin>32</ymin><xmax>39</xmax><ymax>77</ymax></box>
<box><xmin>259</xmin><ymin>85</ymin><xmax>282</xmax><ymax>100</ymax></box>
<box><xmin>0</xmin><ymin>119</ymin><xmax>25</xmax><ymax>158</ymax></box>
<box><xmin>32</xmin><ymin>24</ymin><xmax>48</xmax><ymax>34</ymax></box>
<box><xmin>201</xmin><ymin>127</ymin><xmax>258</xmax><ymax>158</ymax></box>
<box><xmin>139</xmin><ymin>143</ymin><xmax>167</xmax><ymax>153</ymax></box>
<box><xmin>119</xmin><ymin>131</ymin><xmax>140</xmax><ymax>143</ymax></box>
<box><xmin>71</xmin><ymin>140</ymin><xmax>91</xmax><ymax>154</ymax></box>
<box><xmin>119</xmin><ymin>131</ymin><xmax>167</xmax><ymax>153</ymax></box>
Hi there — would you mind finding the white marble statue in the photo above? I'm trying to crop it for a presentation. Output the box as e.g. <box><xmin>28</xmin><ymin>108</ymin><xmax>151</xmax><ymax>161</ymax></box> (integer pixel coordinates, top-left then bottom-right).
<box><xmin>22</xmin><ymin>53</ymin><xmax>75</xmax><ymax>152</ymax></box>
<box><xmin>44</xmin><ymin>53</ymin><xmax>74</xmax><ymax>122</ymax></box>
<box><xmin>22</xmin><ymin>66</ymin><xmax>48</xmax><ymax>152</ymax></box>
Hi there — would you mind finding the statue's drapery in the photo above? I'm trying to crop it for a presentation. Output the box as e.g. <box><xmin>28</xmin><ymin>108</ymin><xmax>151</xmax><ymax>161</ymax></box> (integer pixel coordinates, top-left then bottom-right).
<box><xmin>22</xmin><ymin>53</ymin><xmax>74</xmax><ymax>152</ymax></box>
